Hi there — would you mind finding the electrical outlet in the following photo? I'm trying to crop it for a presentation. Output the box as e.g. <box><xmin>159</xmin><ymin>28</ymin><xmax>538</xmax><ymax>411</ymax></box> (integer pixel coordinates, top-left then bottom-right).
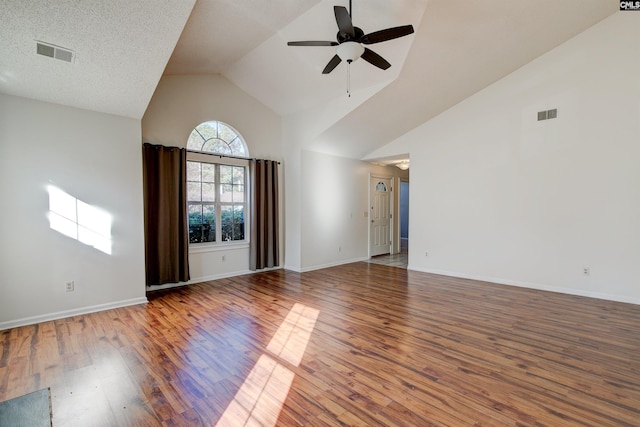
<box><xmin>221</xmin><ymin>255</ymin><xmax>226</xmax><ymax>262</ymax></box>
<box><xmin>65</xmin><ymin>281</ymin><xmax>74</xmax><ymax>292</ymax></box>
<box><xmin>339</xmin><ymin>246</ymin><xmax>342</xmax><ymax>253</ymax></box>
<box><xmin>583</xmin><ymin>267</ymin><xmax>590</xmax><ymax>276</ymax></box>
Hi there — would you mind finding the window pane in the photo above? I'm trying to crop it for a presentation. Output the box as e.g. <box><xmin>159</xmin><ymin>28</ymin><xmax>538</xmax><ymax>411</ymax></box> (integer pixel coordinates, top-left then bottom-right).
<box><xmin>187</xmin><ymin>161</ymin><xmax>201</xmax><ymax>181</ymax></box>
<box><xmin>229</xmin><ymin>138</ymin><xmax>247</xmax><ymax>157</ymax></box>
<box><xmin>203</xmin><ymin>139</ymin><xmax>231</xmax><ymax>155</ymax></box>
<box><xmin>203</xmin><ymin>205</ymin><xmax>216</xmax><ymax>224</ymax></box>
<box><xmin>221</xmin><ymin>206</ymin><xmax>233</xmax><ymax>241</ymax></box>
<box><xmin>187</xmin><ymin>130</ymin><xmax>204</xmax><ymax>150</ymax></box>
<box><xmin>218</xmin><ymin>123</ymin><xmax>237</xmax><ymax>143</ymax></box>
<box><xmin>221</xmin><ymin>205</ymin><xmax>245</xmax><ymax>241</ymax></box>
<box><xmin>187</xmin><ymin>182</ymin><xmax>201</xmax><ymax>201</ymax></box>
<box><xmin>376</xmin><ymin>182</ymin><xmax>387</xmax><ymax>192</ymax></box>
<box><xmin>201</xmin><ymin>163</ymin><xmax>216</xmax><ymax>183</ymax></box>
<box><xmin>202</xmin><ymin>205</ymin><xmax>215</xmax><ymax>242</ymax></box>
<box><xmin>233</xmin><ymin>223</ymin><xmax>245</xmax><ymax>241</ymax></box>
<box><xmin>188</xmin><ymin>204</ymin><xmax>203</xmax><ymax>224</ymax></box>
<box><xmin>232</xmin><ymin>166</ymin><xmax>244</xmax><ymax>184</ymax></box>
<box><xmin>219</xmin><ymin>165</ymin><xmax>232</xmax><ymax>184</ymax></box>
<box><xmin>189</xmin><ymin>224</ymin><xmax>202</xmax><ymax>243</ymax></box>
<box><xmin>200</xmin><ymin>224</ymin><xmax>214</xmax><ymax>243</ymax></box>
<box><xmin>188</xmin><ymin>203</ymin><xmax>203</xmax><ymax>243</ymax></box>
<box><xmin>232</xmin><ymin>185</ymin><xmax>244</xmax><ymax>203</ymax></box>
<box><xmin>220</xmin><ymin>184</ymin><xmax>233</xmax><ymax>202</ymax></box>
<box><xmin>233</xmin><ymin>205</ymin><xmax>244</xmax><ymax>222</ymax></box>
<box><xmin>197</xmin><ymin>121</ymin><xmax>217</xmax><ymax>141</ymax></box>
<box><xmin>202</xmin><ymin>182</ymin><xmax>216</xmax><ymax>202</ymax></box>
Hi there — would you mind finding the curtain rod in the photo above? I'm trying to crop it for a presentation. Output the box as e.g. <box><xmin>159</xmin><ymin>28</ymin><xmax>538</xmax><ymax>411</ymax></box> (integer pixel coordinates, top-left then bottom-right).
<box><xmin>186</xmin><ymin>149</ymin><xmax>280</xmax><ymax>164</ymax></box>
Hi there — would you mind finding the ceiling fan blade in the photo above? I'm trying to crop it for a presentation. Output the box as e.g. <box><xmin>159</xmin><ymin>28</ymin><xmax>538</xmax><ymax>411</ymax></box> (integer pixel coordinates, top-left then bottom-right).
<box><xmin>361</xmin><ymin>48</ymin><xmax>391</xmax><ymax>70</ymax></box>
<box><xmin>334</xmin><ymin>6</ymin><xmax>355</xmax><ymax>38</ymax></box>
<box><xmin>287</xmin><ymin>41</ymin><xmax>339</xmax><ymax>47</ymax></box>
<box><xmin>322</xmin><ymin>54</ymin><xmax>342</xmax><ymax>74</ymax></box>
<box><xmin>360</xmin><ymin>25</ymin><xmax>414</xmax><ymax>44</ymax></box>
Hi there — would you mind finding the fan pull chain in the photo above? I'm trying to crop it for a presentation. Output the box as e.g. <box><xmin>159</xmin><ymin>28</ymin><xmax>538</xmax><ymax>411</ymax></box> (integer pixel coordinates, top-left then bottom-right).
<box><xmin>347</xmin><ymin>60</ymin><xmax>351</xmax><ymax>97</ymax></box>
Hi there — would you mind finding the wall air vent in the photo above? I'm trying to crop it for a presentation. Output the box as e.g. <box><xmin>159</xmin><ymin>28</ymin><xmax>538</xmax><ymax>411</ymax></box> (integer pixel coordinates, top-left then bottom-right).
<box><xmin>36</xmin><ymin>41</ymin><xmax>74</xmax><ymax>63</ymax></box>
<box><xmin>537</xmin><ymin>108</ymin><xmax>558</xmax><ymax>121</ymax></box>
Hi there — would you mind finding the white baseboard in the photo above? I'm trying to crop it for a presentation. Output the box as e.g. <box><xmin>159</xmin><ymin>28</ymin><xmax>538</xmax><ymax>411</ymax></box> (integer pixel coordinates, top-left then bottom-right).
<box><xmin>407</xmin><ymin>265</ymin><xmax>640</xmax><ymax>306</ymax></box>
<box><xmin>0</xmin><ymin>297</ymin><xmax>149</xmax><ymax>331</ymax></box>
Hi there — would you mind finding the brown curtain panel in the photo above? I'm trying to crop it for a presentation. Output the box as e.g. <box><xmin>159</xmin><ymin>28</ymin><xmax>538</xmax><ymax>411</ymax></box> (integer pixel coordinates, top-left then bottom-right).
<box><xmin>142</xmin><ymin>143</ymin><xmax>190</xmax><ymax>285</ymax></box>
<box><xmin>250</xmin><ymin>159</ymin><xmax>279</xmax><ymax>270</ymax></box>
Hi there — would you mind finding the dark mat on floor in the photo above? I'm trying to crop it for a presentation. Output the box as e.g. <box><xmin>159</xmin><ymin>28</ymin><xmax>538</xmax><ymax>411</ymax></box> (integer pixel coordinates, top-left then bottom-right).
<box><xmin>0</xmin><ymin>388</ymin><xmax>52</xmax><ymax>427</ymax></box>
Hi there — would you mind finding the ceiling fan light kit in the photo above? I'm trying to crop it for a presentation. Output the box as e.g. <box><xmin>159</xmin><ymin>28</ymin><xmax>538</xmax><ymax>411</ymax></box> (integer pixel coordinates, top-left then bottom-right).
<box><xmin>337</xmin><ymin>41</ymin><xmax>364</xmax><ymax>63</ymax></box>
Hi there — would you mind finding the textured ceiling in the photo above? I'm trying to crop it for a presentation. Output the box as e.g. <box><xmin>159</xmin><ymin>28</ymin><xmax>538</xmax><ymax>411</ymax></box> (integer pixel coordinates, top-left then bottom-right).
<box><xmin>0</xmin><ymin>0</ymin><xmax>195</xmax><ymax>119</ymax></box>
<box><xmin>0</xmin><ymin>0</ymin><xmax>618</xmax><ymax>158</ymax></box>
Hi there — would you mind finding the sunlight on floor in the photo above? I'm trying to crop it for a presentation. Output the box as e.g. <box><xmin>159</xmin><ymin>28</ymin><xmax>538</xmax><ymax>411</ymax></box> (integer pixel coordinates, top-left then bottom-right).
<box><xmin>215</xmin><ymin>303</ymin><xmax>320</xmax><ymax>426</ymax></box>
<box><xmin>266</xmin><ymin>303</ymin><xmax>320</xmax><ymax>367</ymax></box>
<box><xmin>215</xmin><ymin>354</ymin><xmax>294</xmax><ymax>427</ymax></box>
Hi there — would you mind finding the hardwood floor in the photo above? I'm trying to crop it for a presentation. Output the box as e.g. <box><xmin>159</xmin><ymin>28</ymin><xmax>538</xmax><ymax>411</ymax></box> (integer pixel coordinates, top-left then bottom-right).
<box><xmin>1</xmin><ymin>263</ymin><xmax>639</xmax><ymax>426</ymax></box>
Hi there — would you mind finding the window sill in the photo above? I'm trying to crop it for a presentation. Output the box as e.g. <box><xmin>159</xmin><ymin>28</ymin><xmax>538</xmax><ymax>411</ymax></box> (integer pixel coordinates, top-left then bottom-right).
<box><xmin>189</xmin><ymin>241</ymin><xmax>249</xmax><ymax>254</ymax></box>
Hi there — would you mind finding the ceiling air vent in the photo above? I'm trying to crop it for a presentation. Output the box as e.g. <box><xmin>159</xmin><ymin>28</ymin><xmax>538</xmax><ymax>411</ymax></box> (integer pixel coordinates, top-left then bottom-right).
<box><xmin>36</xmin><ymin>41</ymin><xmax>74</xmax><ymax>63</ymax></box>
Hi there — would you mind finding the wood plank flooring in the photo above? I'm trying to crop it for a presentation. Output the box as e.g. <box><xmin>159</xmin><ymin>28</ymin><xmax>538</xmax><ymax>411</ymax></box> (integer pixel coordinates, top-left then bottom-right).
<box><xmin>1</xmin><ymin>262</ymin><xmax>639</xmax><ymax>426</ymax></box>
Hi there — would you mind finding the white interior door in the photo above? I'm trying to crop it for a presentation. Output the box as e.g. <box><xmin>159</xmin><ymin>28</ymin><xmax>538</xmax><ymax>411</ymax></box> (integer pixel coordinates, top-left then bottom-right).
<box><xmin>370</xmin><ymin>177</ymin><xmax>392</xmax><ymax>256</ymax></box>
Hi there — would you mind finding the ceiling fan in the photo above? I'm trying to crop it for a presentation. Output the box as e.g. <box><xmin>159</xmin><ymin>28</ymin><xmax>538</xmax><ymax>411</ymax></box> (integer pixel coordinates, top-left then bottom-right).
<box><xmin>287</xmin><ymin>0</ymin><xmax>414</xmax><ymax>74</ymax></box>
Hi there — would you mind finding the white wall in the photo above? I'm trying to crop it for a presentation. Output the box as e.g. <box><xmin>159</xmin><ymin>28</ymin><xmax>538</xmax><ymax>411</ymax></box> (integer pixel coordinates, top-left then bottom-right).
<box><xmin>300</xmin><ymin>150</ymin><xmax>369</xmax><ymax>270</ymax></box>
<box><xmin>0</xmin><ymin>94</ymin><xmax>147</xmax><ymax>328</ymax></box>
<box><xmin>142</xmin><ymin>75</ymin><xmax>284</xmax><ymax>283</ymax></box>
<box><xmin>142</xmin><ymin>74</ymin><xmax>282</xmax><ymax>159</ymax></box>
<box><xmin>366</xmin><ymin>13</ymin><xmax>640</xmax><ymax>304</ymax></box>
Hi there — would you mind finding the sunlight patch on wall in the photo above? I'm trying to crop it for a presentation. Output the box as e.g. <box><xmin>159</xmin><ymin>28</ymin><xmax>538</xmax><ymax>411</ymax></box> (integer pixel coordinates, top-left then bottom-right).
<box><xmin>216</xmin><ymin>303</ymin><xmax>320</xmax><ymax>426</ymax></box>
<box><xmin>48</xmin><ymin>186</ymin><xmax>112</xmax><ymax>254</ymax></box>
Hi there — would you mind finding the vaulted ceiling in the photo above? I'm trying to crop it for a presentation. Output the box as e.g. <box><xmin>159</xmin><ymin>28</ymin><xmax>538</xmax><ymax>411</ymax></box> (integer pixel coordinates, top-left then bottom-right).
<box><xmin>0</xmin><ymin>0</ymin><xmax>617</xmax><ymax>159</ymax></box>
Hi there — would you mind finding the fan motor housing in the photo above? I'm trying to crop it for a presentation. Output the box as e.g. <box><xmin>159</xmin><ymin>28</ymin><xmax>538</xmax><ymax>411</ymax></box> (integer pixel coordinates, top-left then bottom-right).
<box><xmin>337</xmin><ymin>27</ymin><xmax>365</xmax><ymax>43</ymax></box>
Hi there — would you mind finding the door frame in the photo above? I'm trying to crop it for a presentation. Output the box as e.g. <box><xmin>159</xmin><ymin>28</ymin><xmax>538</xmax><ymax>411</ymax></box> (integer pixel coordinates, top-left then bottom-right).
<box><xmin>398</xmin><ymin>177</ymin><xmax>409</xmax><ymax>254</ymax></box>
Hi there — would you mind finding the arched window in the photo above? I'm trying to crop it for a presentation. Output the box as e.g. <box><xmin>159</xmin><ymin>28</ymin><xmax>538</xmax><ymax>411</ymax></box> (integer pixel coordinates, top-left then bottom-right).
<box><xmin>187</xmin><ymin>121</ymin><xmax>248</xmax><ymax>157</ymax></box>
<box><xmin>186</xmin><ymin>121</ymin><xmax>249</xmax><ymax>245</ymax></box>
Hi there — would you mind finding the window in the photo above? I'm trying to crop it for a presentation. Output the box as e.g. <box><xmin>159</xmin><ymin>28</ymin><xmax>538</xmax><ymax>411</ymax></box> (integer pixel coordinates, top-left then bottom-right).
<box><xmin>187</xmin><ymin>120</ymin><xmax>248</xmax><ymax>157</ymax></box>
<box><xmin>186</xmin><ymin>121</ymin><xmax>249</xmax><ymax>245</ymax></box>
<box><xmin>375</xmin><ymin>181</ymin><xmax>388</xmax><ymax>192</ymax></box>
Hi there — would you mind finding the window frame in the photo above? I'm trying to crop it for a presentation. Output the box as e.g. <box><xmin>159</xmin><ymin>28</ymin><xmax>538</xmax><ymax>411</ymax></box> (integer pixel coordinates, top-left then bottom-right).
<box><xmin>186</xmin><ymin>120</ymin><xmax>252</xmax><ymax>253</ymax></box>
<box><xmin>186</xmin><ymin>149</ymin><xmax>250</xmax><ymax>253</ymax></box>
